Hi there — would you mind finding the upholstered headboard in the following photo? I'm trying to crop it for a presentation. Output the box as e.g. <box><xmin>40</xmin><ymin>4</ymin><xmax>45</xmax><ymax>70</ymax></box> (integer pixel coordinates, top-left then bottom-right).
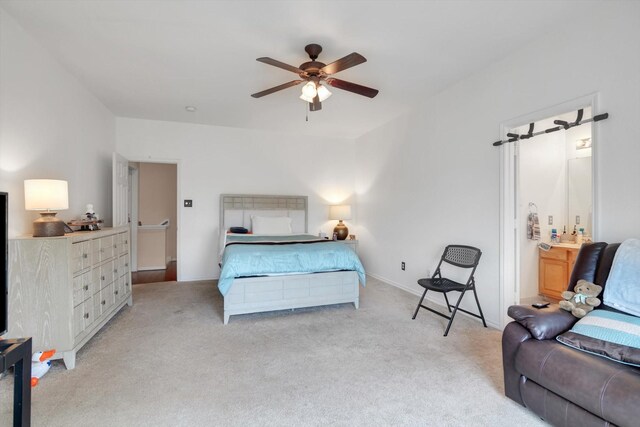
<box><xmin>219</xmin><ymin>194</ymin><xmax>308</xmax><ymax>234</ymax></box>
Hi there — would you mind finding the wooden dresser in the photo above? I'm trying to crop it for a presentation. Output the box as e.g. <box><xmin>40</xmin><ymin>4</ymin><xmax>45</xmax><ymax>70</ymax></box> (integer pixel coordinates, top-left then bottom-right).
<box><xmin>538</xmin><ymin>244</ymin><xmax>581</xmax><ymax>301</ymax></box>
<box><xmin>7</xmin><ymin>227</ymin><xmax>132</xmax><ymax>369</ymax></box>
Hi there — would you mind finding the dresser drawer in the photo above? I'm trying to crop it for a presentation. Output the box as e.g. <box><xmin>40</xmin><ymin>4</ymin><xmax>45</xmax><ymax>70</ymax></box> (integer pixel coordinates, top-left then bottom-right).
<box><xmin>118</xmin><ymin>232</ymin><xmax>129</xmax><ymax>256</ymax></box>
<box><xmin>99</xmin><ymin>260</ymin><xmax>116</xmax><ymax>289</ymax></box>
<box><xmin>93</xmin><ymin>235</ymin><xmax>115</xmax><ymax>262</ymax></box>
<box><xmin>72</xmin><ymin>270</ymin><xmax>95</xmax><ymax>307</ymax></box>
<box><xmin>118</xmin><ymin>254</ymin><xmax>130</xmax><ymax>277</ymax></box>
<box><xmin>114</xmin><ymin>277</ymin><xmax>125</xmax><ymax>303</ymax></box>
<box><xmin>73</xmin><ymin>295</ymin><xmax>95</xmax><ymax>338</ymax></box>
<box><xmin>71</xmin><ymin>240</ymin><xmax>92</xmax><ymax>275</ymax></box>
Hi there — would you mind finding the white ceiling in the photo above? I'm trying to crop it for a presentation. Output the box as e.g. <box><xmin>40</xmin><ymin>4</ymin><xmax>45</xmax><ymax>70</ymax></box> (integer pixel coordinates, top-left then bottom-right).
<box><xmin>1</xmin><ymin>0</ymin><xmax>604</xmax><ymax>139</ymax></box>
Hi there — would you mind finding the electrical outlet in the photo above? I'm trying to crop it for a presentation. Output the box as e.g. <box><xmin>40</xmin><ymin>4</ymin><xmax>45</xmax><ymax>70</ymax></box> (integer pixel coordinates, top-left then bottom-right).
<box><xmin>184</xmin><ymin>199</ymin><xmax>193</xmax><ymax>207</ymax></box>
<box><xmin>576</xmin><ymin>215</ymin><xmax>580</xmax><ymax>224</ymax></box>
<box><xmin>548</xmin><ymin>215</ymin><xmax>553</xmax><ymax>225</ymax></box>
<box><xmin>401</xmin><ymin>262</ymin><xmax>405</xmax><ymax>271</ymax></box>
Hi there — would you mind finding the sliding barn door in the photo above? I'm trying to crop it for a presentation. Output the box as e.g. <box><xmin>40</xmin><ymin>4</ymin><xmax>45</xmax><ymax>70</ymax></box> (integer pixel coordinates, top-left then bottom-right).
<box><xmin>112</xmin><ymin>153</ymin><xmax>129</xmax><ymax>227</ymax></box>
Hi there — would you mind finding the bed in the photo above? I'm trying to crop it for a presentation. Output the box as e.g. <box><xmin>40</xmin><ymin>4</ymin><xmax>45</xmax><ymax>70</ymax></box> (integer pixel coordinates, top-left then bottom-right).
<box><xmin>218</xmin><ymin>194</ymin><xmax>366</xmax><ymax>324</ymax></box>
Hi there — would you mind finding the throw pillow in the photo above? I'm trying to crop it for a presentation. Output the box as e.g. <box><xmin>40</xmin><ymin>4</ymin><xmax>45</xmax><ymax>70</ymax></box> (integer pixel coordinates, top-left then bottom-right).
<box><xmin>556</xmin><ymin>309</ymin><xmax>640</xmax><ymax>367</ymax></box>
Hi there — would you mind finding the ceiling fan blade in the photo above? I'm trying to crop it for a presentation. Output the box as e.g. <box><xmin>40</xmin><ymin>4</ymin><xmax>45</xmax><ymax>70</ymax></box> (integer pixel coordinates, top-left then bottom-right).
<box><xmin>325</xmin><ymin>78</ymin><xmax>379</xmax><ymax>98</ymax></box>
<box><xmin>256</xmin><ymin>57</ymin><xmax>305</xmax><ymax>74</ymax></box>
<box><xmin>251</xmin><ymin>80</ymin><xmax>304</xmax><ymax>98</ymax></box>
<box><xmin>310</xmin><ymin>95</ymin><xmax>322</xmax><ymax>111</ymax></box>
<box><xmin>321</xmin><ymin>52</ymin><xmax>366</xmax><ymax>75</ymax></box>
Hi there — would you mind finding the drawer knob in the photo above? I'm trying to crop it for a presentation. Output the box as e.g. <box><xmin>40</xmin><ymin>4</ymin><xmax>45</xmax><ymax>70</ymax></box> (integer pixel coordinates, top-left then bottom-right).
<box><xmin>114</xmin><ymin>269</ymin><xmax>118</xmax><ymax>273</ymax></box>
<box><xmin>114</xmin><ymin>244</ymin><xmax>117</xmax><ymax>248</ymax></box>
<box><xmin>125</xmin><ymin>263</ymin><xmax>129</xmax><ymax>267</ymax></box>
<box><xmin>101</xmin><ymin>275</ymin><xmax>105</xmax><ymax>281</ymax></box>
<box><xmin>83</xmin><ymin>253</ymin><xmax>88</xmax><ymax>259</ymax></box>
<box><xmin>83</xmin><ymin>285</ymin><xmax>89</xmax><ymax>291</ymax></box>
<box><xmin>114</xmin><ymin>290</ymin><xmax>119</xmax><ymax>295</ymax></box>
<box><xmin>125</xmin><ymin>240</ymin><xmax>128</xmax><ymax>244</ymax></box>
<box><xmin>84</xmin><ymin>313</ymin><xmax>89</xmax><ymax>319</ymax></box>
<box><xmin>101</xmin><ymin>300</ymin><xmax>106</xmax><ymax>305</ymax></box>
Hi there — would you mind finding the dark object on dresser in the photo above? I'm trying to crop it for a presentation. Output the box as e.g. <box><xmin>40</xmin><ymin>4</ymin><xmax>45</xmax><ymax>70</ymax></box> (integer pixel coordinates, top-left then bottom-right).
<box><xmin>502</xmin><ymin>242</ymin><xmax>640</xmax><ymax>427</ymax></box>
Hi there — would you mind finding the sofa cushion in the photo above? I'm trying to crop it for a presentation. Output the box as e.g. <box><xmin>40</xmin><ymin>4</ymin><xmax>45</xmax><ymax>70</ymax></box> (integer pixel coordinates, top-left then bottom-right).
<box><xmin>515</xmin><ymin>339</ymin><xmax>640</xmax><ymax>427</ymax></box>
<box><xmin>557</xmin><ymin>309</ymin><xmax>640</xmax><ymax>366</ymax></box>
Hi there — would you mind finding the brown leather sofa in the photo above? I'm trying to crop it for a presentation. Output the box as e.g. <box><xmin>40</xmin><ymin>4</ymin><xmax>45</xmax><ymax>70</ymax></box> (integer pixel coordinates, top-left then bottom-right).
<box><xmin>502</xmin><ymin>242</ymin><xmax>640</xmax><ymax>427</ymax></box>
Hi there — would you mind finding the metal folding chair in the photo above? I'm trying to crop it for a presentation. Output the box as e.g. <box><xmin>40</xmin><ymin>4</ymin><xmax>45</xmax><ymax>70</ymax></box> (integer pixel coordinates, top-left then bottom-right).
<box><xmin>412</xmin><ymin>245</ymin><xmax>487</xmax><ymax>336</ymax></box>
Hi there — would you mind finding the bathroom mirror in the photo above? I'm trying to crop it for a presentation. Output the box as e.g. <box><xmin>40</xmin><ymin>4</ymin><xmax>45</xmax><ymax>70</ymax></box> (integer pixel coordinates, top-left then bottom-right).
<box><xmin>567</xmin><ymin>156</ymin><xmax>592</xmax><ymax>236</ymax></box>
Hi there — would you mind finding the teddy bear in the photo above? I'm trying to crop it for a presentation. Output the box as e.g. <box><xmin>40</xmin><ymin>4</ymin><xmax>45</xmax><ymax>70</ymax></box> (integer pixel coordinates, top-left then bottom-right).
<box><xmin>559</xmin><ymin>279</ymin><xmax>602</xmax><ymax>318</ymax></box>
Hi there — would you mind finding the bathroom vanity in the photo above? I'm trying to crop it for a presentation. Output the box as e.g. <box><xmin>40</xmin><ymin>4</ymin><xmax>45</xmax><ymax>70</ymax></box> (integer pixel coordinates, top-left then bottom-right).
<box><xmin>538</xmin><ymin>243</ymin><xmax>582</xmax><ymax>301</ymax></box>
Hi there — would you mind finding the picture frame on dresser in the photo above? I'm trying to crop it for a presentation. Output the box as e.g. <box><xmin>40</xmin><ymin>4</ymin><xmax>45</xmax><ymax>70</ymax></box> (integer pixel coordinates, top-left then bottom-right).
<box><xmin>7</xmin><ymin>227</ymin><xmax>133</xmax><ymax>369</ymax></box>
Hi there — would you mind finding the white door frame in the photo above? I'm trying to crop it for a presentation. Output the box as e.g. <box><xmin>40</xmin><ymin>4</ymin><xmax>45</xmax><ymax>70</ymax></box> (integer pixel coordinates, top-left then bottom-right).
<box><xmin>129</xmin><ymin>165</ymin><xmax>139</xmax><ymax>272</ymax></box>
<box><xmin>128</xmin><ymin>157</ymin><xmax>181</xmax><ymax>281</ymax></box>
<box><xmin>499</xmin><ymin>94</ymin><xmax>599</xmax><ymax>328</ymax></box>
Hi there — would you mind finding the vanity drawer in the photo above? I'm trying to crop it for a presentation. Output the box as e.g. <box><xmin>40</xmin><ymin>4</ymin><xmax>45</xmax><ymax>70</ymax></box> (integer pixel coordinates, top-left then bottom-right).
<box><xmin>539</xmin><ymin>247</ymin><xmax>567</xmax><ymax>261</ymax></box>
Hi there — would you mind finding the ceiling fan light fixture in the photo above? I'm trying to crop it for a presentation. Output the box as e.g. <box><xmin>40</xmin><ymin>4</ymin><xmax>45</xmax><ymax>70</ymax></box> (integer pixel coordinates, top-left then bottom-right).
<box><xmin>317</xmin><ymin>84</ymin><xmax>331</xmax><ymax>102</ymax></box>
<box><xmin>301</xmin><ymin>81</ymin><xmax>317</xmax><ymax>98</ymax></box>
<box><xmin>299</xmin><ymin>93</ymin><xmax>314</xmax><ymax>103</ymax></box>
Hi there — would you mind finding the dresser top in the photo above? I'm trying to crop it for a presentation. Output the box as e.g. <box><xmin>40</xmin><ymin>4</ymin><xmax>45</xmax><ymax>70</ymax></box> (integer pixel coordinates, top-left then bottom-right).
<box><xmin>11</xmin><ymin>226</ymin><xmax>129</xmax><ymax>242</ymax></box>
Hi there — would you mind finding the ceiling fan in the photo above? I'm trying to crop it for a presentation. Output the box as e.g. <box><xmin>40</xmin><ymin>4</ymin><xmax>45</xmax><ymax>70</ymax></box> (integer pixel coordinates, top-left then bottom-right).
<box><xmin>251</xmin><ymin>43</ymin><xmax>379</xmax><ymax>111</ymax></box>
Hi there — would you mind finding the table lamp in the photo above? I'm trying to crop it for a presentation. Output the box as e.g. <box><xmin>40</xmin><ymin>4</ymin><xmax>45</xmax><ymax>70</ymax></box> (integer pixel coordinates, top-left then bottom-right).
<box><xmin>329</xmin><ymin>204</ymin><xmax>351</xmax><ymax>240</ymax></box>
<box><xmin>24</xmin><ymin>179</ymin><xmax>69</xmax><ymax>237</ymax></box>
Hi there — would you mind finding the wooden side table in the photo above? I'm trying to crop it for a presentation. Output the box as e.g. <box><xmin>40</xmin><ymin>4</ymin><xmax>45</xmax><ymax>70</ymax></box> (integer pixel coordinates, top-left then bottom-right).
<box><xmin>1</xmin><ymin>337</ymin><xmax>32</xmax><ymax>426</ymax></box>
<box><xmin>337</xmin><ymin>239</ymin><xmax>358</xmax><ymax>254</ymax></box>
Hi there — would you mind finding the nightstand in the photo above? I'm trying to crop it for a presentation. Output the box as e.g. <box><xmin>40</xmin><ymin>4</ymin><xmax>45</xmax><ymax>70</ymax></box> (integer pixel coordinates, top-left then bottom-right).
<box><xmin>337</xmin><ymin>239</ymin><xmax>358</xmax><ymax>254</ymax></box>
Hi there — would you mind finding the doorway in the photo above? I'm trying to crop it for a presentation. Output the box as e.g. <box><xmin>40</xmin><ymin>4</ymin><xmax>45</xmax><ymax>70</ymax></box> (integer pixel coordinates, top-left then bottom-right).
<box><xmin>130</xmin><ymin>162</ymin><xmax>178</xmax><ymax>284</ymax></box>
<box><xmin>499</xmin><ymin>95</ymin><xmax>597</xmax><ymax>327</ymax></box>
<box><xmin>517</xmin><ymin>108</ymin><xmax>593</xmax><ymax>304</ymax></box>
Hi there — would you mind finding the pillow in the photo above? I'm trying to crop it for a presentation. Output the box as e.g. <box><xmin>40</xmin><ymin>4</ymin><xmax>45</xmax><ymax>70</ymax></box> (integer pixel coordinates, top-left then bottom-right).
<box><xmin>251</xmin><ymin>215</ymin><xmax>292</xmax><ymax>235</ymax></box>
<box><xmin>603</xmin><ymin>238</ymin><xmax>640</xmax><ymax>316</ymax></box>
<box><xmin>556</xmin><ymin>309</ymin><xmax>640</xmax><ymax>366</ymax></box>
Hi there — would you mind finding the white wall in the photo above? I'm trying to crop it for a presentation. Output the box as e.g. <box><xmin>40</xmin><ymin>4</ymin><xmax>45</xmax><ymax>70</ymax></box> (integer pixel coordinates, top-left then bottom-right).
<box><xmin>116</xmin><ymin>118</ymin><xmax>356</xmax><ymax>281</ymax></box>
<box><xmin>0</xmin><ymin>9</ymin><xmax>115</xmax><ymax>236</ymax></box>
<box><xmin>354</xmin><ymin>3</ymin><xmax>640</xmax><ymax>328</ymax></box>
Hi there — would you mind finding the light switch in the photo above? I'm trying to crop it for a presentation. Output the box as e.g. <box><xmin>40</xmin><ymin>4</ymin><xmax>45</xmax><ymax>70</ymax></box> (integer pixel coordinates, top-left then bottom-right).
<box><xmin>184</xmin><ymin>199</ymin><xmax>193</xmax><ymax>207</ymax></box>
<box><xmin>548</xmin><ymin>215</ymin><xmax>553</xmax><ymax>225</ymax></box>
<box><xmin>575</xmin><ymin>215</ymin><xmax>580</xmax><ymax>224</ymax></box>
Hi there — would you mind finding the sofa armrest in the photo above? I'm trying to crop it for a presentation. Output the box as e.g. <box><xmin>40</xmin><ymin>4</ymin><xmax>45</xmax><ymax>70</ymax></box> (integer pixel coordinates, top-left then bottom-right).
<box><xmin>502</xmin><ymin>322</ymin><xmax>532</xmax><ymax>405</ymax></box>
<box><xmin>507</xmin><ymin>304</ymin><xmax>577</xmax><ymax>340</ymax></box>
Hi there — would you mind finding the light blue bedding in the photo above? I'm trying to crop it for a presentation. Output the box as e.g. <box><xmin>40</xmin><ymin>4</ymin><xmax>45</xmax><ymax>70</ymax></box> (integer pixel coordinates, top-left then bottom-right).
<box><xmin>218</xmin><ymin>234</ymin><xmax>366</xmax><ymax>295</ymax></box>
<box><xmin>604</xmin><ymin>238</ymin><xmax>640</xmax><ymax>316</ymax></box>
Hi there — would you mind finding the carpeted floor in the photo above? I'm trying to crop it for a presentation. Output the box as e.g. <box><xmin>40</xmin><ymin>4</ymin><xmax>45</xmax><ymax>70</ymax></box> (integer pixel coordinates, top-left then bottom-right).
<box><xmin>1</xmin><ymin>277</ymin><xmax>546</xmax><ymax>426</ymax></box>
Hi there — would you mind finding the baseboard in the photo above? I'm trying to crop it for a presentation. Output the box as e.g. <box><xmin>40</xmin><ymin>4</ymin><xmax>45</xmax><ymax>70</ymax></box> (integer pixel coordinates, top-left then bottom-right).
<box><xmin>137</xmin><ymin>265</ymin><xmax>167</xmax><ymax>271</ymax></box>
<box><xmin>366</xmin><ymin>273</ymin><xmax>500</xmax><ymax>329</ymax></box>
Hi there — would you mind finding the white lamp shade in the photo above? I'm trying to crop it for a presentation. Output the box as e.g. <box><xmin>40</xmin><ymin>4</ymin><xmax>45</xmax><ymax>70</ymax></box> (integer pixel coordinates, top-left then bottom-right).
<box><xmin>317</xmin><ymin>85</ymin><xmax>332</xmax><ymax>102</ymax></box>
<box><xmin>24</xmin><ymin>179</ymin><xmax>69</xmax><ymax>211</ymax></box>
<box><xmin>329</xmin><ymin>205</ymin><xmax>352</xmax><ymax>220</ymax></box>
<box><xmin>300</xmin><ymin>93</ymin><xmax>315</xmax><ymax>103</ymax></box>
<box><xmin>301</xmin><ymin>82</ymin><xmax>317</xmax><ymax>98</ymax></box>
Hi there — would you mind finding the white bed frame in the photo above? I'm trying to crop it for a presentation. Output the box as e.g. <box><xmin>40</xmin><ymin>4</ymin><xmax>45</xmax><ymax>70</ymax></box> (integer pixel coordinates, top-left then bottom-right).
<box><xmin>219</xmin><ymin>194</ymin><xmax>359</xmax><ymax>324</ymax></box>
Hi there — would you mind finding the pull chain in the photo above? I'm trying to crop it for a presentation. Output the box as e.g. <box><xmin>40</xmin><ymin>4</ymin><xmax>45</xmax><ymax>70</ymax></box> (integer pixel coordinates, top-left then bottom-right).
<box><xmin>305</xmin><ymin>102</ymin><xmax>309</xmax><ymax>122</ymax></box>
